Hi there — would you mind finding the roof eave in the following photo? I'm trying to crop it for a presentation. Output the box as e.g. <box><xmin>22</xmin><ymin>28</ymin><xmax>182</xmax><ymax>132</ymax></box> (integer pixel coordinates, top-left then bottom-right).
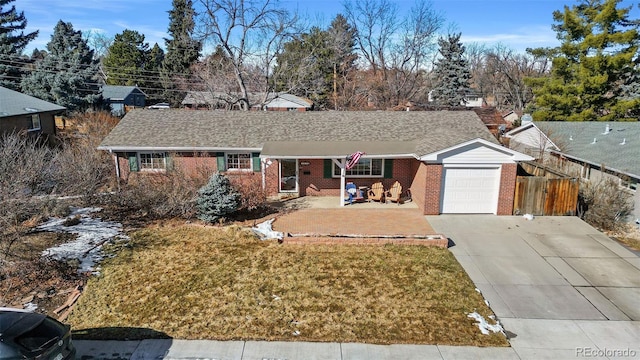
<box><xmin>419</xmin><ymin>138</ymin><xmax>534</xmax><ymax>162</ymax></box>
<box><xmin>97</xmin><ymin>145</ymin><xmax>262</xmax><ymax>152</ymax></box>
<box><xmin>550</xmin><ymin>150</ymin><xmax>640</xmax><ymax>180</ymax></box>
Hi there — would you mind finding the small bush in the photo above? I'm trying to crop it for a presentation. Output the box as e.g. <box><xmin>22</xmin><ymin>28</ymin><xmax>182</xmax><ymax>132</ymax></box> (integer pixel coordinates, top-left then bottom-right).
<box><xmin>107</xmin><ymin>171</ymin><xmax>201</xmax><ymax>220</ymax></box>
<box><xmin>196</xmin><ymin>173</ymin><xmax>240</xmax><ymax>224</ymax></box>
<box><xmin>229</xmin><ymin>173</ymin><xmax>268</xmax><ymax>212</ymax></box>
<box><xmin>578</xmin><ymin>178</ymin><xmax>634</xmax><ymax>231</ymax></box>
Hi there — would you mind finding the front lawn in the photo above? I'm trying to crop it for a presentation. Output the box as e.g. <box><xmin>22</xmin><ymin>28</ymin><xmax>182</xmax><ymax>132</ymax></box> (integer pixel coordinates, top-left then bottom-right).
<box><xmin>68</xmin><ymin>224</ymin><xmax>507</xmax><ymax>346</ymax></box>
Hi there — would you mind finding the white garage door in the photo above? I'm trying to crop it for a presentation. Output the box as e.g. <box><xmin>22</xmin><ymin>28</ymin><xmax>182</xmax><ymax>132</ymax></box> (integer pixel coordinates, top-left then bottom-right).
<box><xmin>441</xmin><ymin>167</ymin><xmax>500</xmax><ymax>214</ymax></box>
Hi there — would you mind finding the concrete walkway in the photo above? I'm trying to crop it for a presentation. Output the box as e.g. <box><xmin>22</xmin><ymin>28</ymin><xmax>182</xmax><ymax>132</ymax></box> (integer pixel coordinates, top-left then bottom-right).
<box><xmin>74</xmin><ymin>215</ymin><xmax>640</xmax><ymax>359</ymax></box>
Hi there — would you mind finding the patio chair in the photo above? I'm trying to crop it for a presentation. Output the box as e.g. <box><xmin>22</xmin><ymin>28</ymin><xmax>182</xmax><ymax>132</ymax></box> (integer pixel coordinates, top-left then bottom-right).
<box><xmin>385</xmin><ymin>181</ymin><xmax>403</xmax><ymax>204</ymax></box>
<box><xmin>367</xmin><ymin>182</ymin><xmax>385</xmax><ymax>202</ymax></box>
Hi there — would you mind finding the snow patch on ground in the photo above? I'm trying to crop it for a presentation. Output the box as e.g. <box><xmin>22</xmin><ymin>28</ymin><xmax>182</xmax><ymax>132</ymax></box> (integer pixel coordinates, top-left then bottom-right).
<box><xmin>468</xmin><ymin>311</ymin><xmax>504</xmax><ymax>335</ymax></box>
<box><xmin>39</xmin><ymin>207</ymin><xmax>129</xmax><ymax>275</ymax></box>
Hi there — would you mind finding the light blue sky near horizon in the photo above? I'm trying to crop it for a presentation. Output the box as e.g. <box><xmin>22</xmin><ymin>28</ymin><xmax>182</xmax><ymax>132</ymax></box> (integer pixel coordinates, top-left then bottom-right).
<box><xmin>18</xmin><ymin>0</ymin><xmax>640</xmax><ymax>56</ymax></box>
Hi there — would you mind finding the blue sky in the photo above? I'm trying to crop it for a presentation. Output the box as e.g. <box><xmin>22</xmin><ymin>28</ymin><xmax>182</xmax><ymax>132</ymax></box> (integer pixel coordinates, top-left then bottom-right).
<box><xmin>19</xmin><ymin>0</ymin><xmax>640</xmax><ymax>55</ymax></box>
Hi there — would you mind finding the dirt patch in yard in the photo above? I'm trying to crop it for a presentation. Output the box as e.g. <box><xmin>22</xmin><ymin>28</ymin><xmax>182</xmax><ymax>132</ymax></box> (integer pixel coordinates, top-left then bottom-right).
<box><xmin>1</xmin><ymin>231</ymin><xmax>86</xmax><ymax>315</ymax></box>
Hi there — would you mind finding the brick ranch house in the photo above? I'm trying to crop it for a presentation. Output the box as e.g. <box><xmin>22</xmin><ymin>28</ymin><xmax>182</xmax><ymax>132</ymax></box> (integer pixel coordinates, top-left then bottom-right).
<box><xmin>98</xmin><ymin>110</ymin><xmax>533</xmax><ymax>215</ymax></box>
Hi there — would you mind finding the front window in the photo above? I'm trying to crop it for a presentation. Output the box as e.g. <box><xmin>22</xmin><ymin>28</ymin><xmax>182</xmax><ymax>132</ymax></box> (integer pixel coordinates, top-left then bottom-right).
<box><xmin>29</xmin><ymin>114</ymin><xmax>41</xmax><ymax>131</ymax></box>
<box><xmin>333</xmin><ymin>158</ymin><xmax>383</xmax><ymax>177</ymax></box>
<box><xmin>139</xmin><ymin>152</ymin><xmax>166</xmax><ymax>171</ymax></box>
<box><xmin>226</xmin><ymin>153</ymin><xmax>252</xmax><ymax>170</ymax></box>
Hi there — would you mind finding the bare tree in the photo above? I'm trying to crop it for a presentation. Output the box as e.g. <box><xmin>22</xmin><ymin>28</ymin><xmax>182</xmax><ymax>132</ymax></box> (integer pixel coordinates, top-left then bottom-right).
<box><xmin>196</xmin><ymin>0</ymin><xmax>299</xmax><ymax>110</ymax></box>
<box><xmin>0</xmin><ymin>133</ymin><xmax>55</xmax><ymax>257</ymax></box>
<box><xmin>344</xmin><ymin>0</ymin><xmax>443</xmax><ymax>107</ymax></box>
<box><xmin>83</xmin><ymin>30</ymin><xmax>113</xmax><ymax>59</ymax></box>
<box><xmin>484</xmin><ymin>45</ymin><xmax>551</xmax><ymax>112</ymax></box>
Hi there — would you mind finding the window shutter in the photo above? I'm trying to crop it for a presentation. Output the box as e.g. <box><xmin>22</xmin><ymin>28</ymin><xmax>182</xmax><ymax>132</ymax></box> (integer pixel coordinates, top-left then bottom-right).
<box><xmin>252</xmin><ymin>152</ymin><xmax>261</xmax><ymax>172</ymax></box>
<box><xmin>128</xmin><ymin>153</ymin><xmax>138</xmax><ymax>172</ymax></box>
<box><xmin>216</xmin><ymin>152</ymin><xmax>226</xmax><ymax>171</ymax></box>
<box><xmin>324</xmin><ymin>159</ymin><xmax>333</xmax><ymax>178</ymax></box>
<box><xmin>383</xmin><ymin>159</ymin><xmax>393</xmax><ymax>179</ymax></box>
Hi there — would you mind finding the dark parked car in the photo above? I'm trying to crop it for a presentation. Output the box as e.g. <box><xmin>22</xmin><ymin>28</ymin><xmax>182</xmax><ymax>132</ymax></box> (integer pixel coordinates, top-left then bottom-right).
<box><xmin>0</xmin><ymin>308</ymin><xmax>75</xmax><ymax>360</ymax></box>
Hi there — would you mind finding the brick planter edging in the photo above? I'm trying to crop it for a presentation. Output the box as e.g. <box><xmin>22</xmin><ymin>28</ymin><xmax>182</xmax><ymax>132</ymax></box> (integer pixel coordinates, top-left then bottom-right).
<box><xmin>283</xmin><ymin>234</ymin><xmax>449</xmax><ymax>248</ymax></box>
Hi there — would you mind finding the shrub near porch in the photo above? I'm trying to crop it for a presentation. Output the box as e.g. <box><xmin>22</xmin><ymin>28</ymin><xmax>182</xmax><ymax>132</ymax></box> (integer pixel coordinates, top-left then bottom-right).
<box><xmin>68</xmin><ymin>224</ymin><xmax>507</xmax><ymax>346</ymax></box>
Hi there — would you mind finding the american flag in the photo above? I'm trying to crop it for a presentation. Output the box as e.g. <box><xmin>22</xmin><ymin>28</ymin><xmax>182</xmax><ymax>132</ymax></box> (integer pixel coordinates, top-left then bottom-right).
<box><xmin>345</xmin><ymin>151</ymin><xmax>365</xmax><ymax>170</ymax></box>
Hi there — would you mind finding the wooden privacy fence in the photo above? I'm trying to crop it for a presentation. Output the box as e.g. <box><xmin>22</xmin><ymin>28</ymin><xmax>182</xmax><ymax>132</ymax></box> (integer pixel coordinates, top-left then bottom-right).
<box><xmin>513</xmin><ymin>162</ymin><xmax>579</xmax><ymax>216</ymax></box>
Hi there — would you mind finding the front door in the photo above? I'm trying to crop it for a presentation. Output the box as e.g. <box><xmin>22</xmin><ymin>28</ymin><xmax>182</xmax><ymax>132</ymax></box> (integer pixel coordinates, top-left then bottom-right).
<box><xmin>279</xmin><ymin>159</ymin><xmax>298</xmax><ymax>192</ymax></box>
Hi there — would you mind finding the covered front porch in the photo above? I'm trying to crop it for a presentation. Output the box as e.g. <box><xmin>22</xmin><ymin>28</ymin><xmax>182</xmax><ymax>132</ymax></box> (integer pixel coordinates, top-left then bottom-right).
<box><xmin>261</xmin><ymin>140</ymin><xmax>417</xmax><ymax>208</ymax></box>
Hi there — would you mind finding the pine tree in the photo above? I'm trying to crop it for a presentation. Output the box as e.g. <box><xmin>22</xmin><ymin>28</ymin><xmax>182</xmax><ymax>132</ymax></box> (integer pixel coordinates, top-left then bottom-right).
<box><xmin>145</xmin><ymin>43</ymin><xmax>165</xmax><ymax>102</ymax></box>
<box><xmin>430</xmin><ymin>33</ymin><xmax>470</xmax><ymax>107</ymax></box>
<box><xmin>0</xmin><ymin>0</ymin><xmax>38</xmax><ymax>90</ymax></box>
<box><xmin>102</xmin><ymin>30</ymin><xmax>150</xmax><ymax>87</ymax></box>
<box><xmin>161</xmin><ymin>0</ymin><xmax>201</xmax><ymax>106</ymax></box>
<box><xmin>196</xmin><ymin>173</ymin><xmax>240</xmax><ymax>224</ymax></box>
<box><xmin>21</xmin><ymin>21</ymin><xmax>99</xmax><ymax>111</ymax></box>
<box><xmin>526</xmin><ymin>0</ymin><xmax>640</xmax><ymax>121</ymax></box>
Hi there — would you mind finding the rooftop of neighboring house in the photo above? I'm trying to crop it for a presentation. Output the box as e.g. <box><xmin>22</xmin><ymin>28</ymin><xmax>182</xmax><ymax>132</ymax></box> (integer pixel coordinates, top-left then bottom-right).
<box><xmin>101</xmin><ymin>85</ymin><xmax>146</xmax><ymax>101</ymax></box>
<box><xmin>536</xmin><ymin>121</ymin><xmax>640</xmax><ymax>178</ymax></box>
<box><xmin>98</xmin><ymin>109</ymin><xmax>501</xmax><ymax>158</ymax></box>
<box><xmin>0</xmin><ymin>86</ymin><xmax>66</xmax><ymax>118</ymax></box>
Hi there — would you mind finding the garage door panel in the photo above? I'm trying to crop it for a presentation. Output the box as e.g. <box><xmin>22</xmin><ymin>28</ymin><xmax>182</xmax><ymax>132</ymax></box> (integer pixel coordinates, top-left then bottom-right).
<box><xmin>441</xmin><ymin>167</ymin><xmax>500</xmax><ymax>214</ymax></box>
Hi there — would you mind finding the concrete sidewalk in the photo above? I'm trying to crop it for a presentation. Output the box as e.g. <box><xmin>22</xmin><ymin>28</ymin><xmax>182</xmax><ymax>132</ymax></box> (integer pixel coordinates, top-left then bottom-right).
<box><xmin>75</xmin><ymin>339</ymin><xmax>522</xmax><ymax>359</ymax></box>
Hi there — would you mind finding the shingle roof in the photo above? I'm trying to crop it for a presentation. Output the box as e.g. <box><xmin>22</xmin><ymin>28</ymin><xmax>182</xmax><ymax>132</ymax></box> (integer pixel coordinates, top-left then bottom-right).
<box><xmin>537</xmin><ymin>121</ymin><xmax>640</xmax><ymax>177</ymax></box>
<box><xmin>98</xmin><ymin>109</ymin><xmax>500</xmax><ymax>157</ymax></box>
<box><xmin>0</xmin><ymin>86</ymin><xmax>66</xmax><ymax>117</ymax></box>
<box><xmin>101</xmin><ymin>85</ymin><xmax>145</xmax><ymax>100</ymax></box>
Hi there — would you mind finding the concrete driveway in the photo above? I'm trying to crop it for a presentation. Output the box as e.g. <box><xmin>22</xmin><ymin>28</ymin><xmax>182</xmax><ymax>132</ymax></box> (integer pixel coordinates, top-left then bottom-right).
<box><xmin>427</xmin><ymin>215</ymin><xmax>640</xmax><ymax>358</ymax></box>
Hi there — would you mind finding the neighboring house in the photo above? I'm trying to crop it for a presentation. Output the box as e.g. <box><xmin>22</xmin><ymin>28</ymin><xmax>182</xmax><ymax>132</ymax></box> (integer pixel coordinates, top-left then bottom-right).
<box><xmin>101</xmin><ymin>85</ymin><xmax>146</xmax><ymax>116</ymax></box>
<box><xmin>98</xmin><ymin>110</ymin><xmax>533</xmax><ymax>215</ymax></box>
<box><xmin>502</xmin><ymin>110</ymin><xmax>519</xmax><ymax>125</ymax></box>
<box><xmin>472</xmin><ymin>107</ymin><xmax>509</xmax><ymax>137</ymax></box>
<box><xmin>0</xmin><ymin>86</ymin><xmax>66</xmax><ymax>141</ymax></box>
<box><xmin>182</xmin><ymin>91</ymin><xmax>313</xmax><ymax>111</ymax></box>
<box><xmin>427</xmin><ymin>90</ymin><xmax>485</xmax><ymax>107</ymax></box>
<box><xmin>505</xmin><ymin>121</ymin><xmax>640</xmax><ymax>221</ymax></box>
<box><xmin>503</xmin><ymin>122</ymin><xmax>560</xmax><ymax>160</ymax></box>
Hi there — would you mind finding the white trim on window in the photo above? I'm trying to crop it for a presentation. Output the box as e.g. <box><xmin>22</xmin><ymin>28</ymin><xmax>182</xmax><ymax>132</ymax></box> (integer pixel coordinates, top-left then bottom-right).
<box><xmin>333</xmin><ymin>158</ymin><xmax>384</xmax><ymax>178</ymax></box>
<box><xmin>139</xmin><ymin>152</ymin><xmax>167</xmax><ymax>171</ymax></box>
<box><xmin>226</xmin><ymin>152</ymin><xmax>252</xmax><ymax>171</ymax></box>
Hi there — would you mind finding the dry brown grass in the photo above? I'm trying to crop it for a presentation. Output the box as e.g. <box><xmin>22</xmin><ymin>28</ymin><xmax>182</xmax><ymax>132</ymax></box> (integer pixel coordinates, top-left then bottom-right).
<box><xmin>68</xmin><ymin>224</ymin><xmax>507</xmax><ymax>346</ymax></box>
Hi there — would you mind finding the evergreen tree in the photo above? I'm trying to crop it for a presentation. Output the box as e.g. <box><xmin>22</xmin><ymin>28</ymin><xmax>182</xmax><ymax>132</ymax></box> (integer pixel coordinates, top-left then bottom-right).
<box><xmin>0</xmin><ymin>0</ymin><xmax>38</xmax><ymax>90</ymax></box>
<box><xmin>526</xmin><ymin>0</ymin><xmax>640</xmax><ymax>121</ymax></box>
<box><xmin>145</xmin><ymin>43</ymin><xmax>165</xmax><ymax>102</ymax></box>
<box><xmin>273</xmin><ymin>27</ymin><xmax>333</xmax><ymax>108</ymax></box>
<box><xmin>430</xmin><ymin>33</ymin><xmax>470</xmax><ymax>107</ymax></box>
<box><xmin>196</xmin><ymin>173</ymin><xmax>240</xmax><ymax>224</ymax></box>
<box><xmin>21</xmin><ymin>21</ymin><xmax>99</xmax><ymax>111</ymax></box>
<box><xmin>161</xmin><ymin>0</ymin><xmax>201</xmax><ymax>106</ymax></box>
<box><xmin>102</xmin><ymin>30</ymin><xmax>150</xmax><ymax>87</ymax></box>
<box><xmin>326</xmin><ymin>14</ymin><xmax>358</xmax><ymax>110</ymax></box>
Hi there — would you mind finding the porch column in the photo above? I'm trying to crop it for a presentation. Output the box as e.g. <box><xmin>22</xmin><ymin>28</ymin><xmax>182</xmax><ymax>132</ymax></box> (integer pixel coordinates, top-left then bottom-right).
<box><xmin>332</xmin><ymin>158</ymin><xmax>346</xmax><ymax>206</ymax></box>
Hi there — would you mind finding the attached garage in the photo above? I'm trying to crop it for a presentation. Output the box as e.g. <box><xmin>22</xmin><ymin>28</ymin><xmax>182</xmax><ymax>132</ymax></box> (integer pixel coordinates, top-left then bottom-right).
<box><xmin>440</xmin><ymin>166</ymin><xmax>500</xmax><ymax>214</ymax></box>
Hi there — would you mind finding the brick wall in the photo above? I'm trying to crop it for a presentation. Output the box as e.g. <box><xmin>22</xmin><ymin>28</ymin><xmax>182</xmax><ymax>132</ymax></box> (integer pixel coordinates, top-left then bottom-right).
<box><xmin>298</xmin><ymin>158</ymin><xmax>416</xmax><ymax>196</ymax></box>
<box><xmin>423</xmin><ymin>164</ymin><xmax>443</xmax><ymax>215</ymax></box>
<box><xmin>497</xmin><ymin>163</ymin><xmax>517</xmax><ymax>215</ymax></box>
